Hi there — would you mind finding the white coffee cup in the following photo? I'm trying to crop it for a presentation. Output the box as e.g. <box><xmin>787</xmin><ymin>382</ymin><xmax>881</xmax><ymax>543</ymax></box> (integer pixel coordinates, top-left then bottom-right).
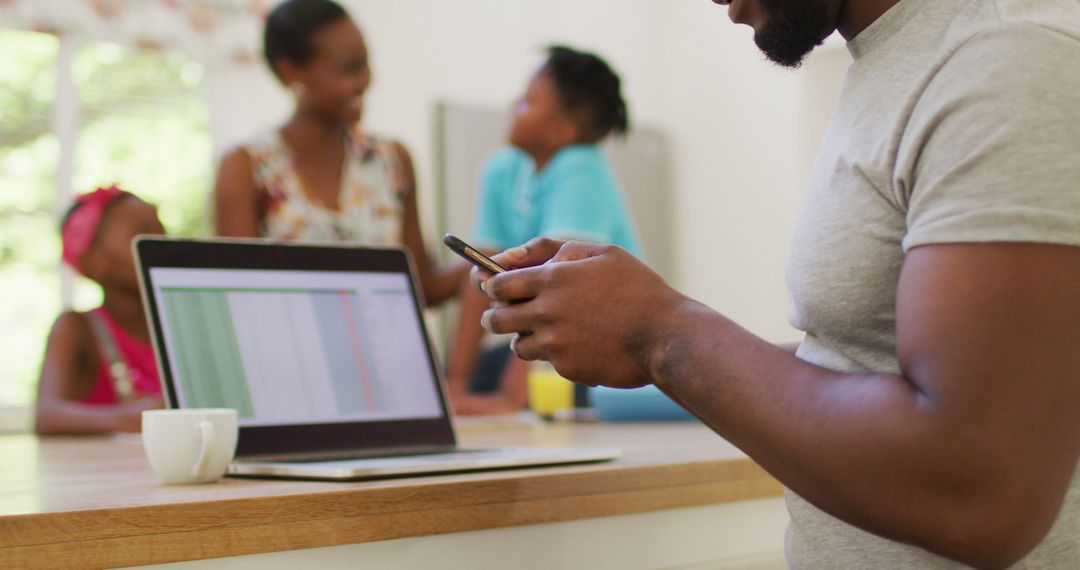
<box><xmin>142</xmin><ymin>409</ymin><xmax>238</xmax><ymax>485</ymax></box>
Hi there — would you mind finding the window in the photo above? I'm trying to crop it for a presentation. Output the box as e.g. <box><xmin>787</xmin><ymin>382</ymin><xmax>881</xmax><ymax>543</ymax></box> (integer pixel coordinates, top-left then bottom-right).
<box><xmin>0</xmin><ymin>28</ymin><xmax>212</xmax><ymax>408</ymax></box>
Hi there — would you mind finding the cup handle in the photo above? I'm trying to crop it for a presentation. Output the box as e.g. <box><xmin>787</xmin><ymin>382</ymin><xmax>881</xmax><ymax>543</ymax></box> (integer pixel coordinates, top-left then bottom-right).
<box><xmin>191</xmin><ymin>420</ymin><xmax>215</xmax><ymax>479</ymax></box>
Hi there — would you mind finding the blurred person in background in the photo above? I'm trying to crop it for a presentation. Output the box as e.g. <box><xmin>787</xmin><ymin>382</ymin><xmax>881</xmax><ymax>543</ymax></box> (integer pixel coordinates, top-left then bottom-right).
<box><xmin>446</xmin><ymin>46</ymin><xmax>643</xmax><ymax>416</ymax></box>
<box><xmin>213</xmin><ymin>0</ymin><xmax>465</xmax><ymax>306</ymax></box>
<box><xmin>36</xmin><ymin>186</ymin><xmax>165</xmax><ymax>434</ymax></box>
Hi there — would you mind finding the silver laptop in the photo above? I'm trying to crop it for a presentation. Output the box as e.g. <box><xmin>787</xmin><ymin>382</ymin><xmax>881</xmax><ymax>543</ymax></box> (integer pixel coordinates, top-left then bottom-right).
<box><xmin>134</xmin><ymin>236</ymin><xmax>618</xmax><ymax>480</ymax></box>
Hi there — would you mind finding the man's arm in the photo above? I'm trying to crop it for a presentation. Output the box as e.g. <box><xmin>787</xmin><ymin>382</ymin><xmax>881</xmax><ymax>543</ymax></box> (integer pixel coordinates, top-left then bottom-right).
<box><xmin>651</xmin><ymin>243</ymin><xmax>1079</xmax><ymax>568</ymax></box>
<box><xmin>480</xmin><ymin>239</ymin><xmax>1080</xmax><ymax>569</ymax></box>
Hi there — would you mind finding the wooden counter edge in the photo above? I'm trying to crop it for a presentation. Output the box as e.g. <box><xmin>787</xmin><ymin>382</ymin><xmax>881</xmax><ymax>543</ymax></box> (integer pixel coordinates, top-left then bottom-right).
<box><xmin>0</xmin><ymin>458</ymin><xmax>783</xmax><ymax>568</ymax></box>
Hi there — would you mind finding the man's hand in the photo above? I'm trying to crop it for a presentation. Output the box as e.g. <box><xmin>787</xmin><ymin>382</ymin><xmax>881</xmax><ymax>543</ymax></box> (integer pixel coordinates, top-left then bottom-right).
<box><xmin>477</xmin><ymin>239</ymin><xmax>1080</xmax><ymax>568</ymax></box>
<box><xmin>475</xmin><ymin>237</ymin><xmax>684</xmax><ymax>389</ymax></box>
<box><xmin>468</xmin><ymin>237</ymin><xmax>565</xmax><ymax>291</ymax></box>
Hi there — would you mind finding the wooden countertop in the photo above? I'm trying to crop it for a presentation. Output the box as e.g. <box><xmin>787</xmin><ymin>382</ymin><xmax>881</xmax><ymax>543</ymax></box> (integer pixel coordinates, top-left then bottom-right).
<box><xmin>0</xmin><ymin>420</ymin><xmax>782</xmax><ymax>568</ymax></box>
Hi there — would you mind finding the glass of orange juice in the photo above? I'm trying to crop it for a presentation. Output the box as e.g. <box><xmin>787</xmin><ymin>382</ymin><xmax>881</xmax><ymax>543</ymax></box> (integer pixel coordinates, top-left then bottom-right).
<box><xmin>527</xmin><ymin>363</ymin><xmax>574</xmax><ymax>418</ymax></box>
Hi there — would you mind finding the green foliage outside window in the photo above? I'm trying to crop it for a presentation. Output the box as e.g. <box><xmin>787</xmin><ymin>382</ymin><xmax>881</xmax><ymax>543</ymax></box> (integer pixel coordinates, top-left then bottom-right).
<box><xmin>0</xmin><ymin>29</ymin><xmax>211</xmax><ymax>407</ymax></box>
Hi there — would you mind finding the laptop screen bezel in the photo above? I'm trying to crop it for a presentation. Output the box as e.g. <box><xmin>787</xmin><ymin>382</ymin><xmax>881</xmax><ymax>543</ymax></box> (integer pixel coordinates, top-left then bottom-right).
<box><xmin>134</xmin><ymin>236</ymin><xmax>456</xmax><ymax>456</ymax></box>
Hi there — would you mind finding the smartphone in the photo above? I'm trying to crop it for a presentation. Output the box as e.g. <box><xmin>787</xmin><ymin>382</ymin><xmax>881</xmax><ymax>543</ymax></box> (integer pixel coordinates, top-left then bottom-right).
<box><xmin>443</xmin><ymin>233</ymin><xmax>507</xmax><ymax>274</ymax></box>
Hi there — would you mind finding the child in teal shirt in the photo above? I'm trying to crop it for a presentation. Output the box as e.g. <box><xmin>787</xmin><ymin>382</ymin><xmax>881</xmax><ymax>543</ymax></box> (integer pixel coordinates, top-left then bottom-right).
<box><xmin>472</xmin><ymin>145</ymin><xmax>642</xmax><ymax>257</ymax></box>
<box><xmin>448</xmin><ymin>46</ymin><xmax>643</xmax><ymax>415</ymax></box>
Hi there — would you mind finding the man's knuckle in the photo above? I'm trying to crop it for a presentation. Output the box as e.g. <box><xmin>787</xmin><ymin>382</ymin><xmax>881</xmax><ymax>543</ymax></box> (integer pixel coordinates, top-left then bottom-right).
<box><xmin>542</xmin><ymin>333</ymin><xmax>567</xmax><ymax>359</ymax></box>
<box><xmin>543</xmin><ymin>266</ymin><xmax>563</xmax><ymax>288</ymax></box>
<box><xmin>486</xmin><ymin>276</ymin><xmax>504</xmax><ymax>298</ymax></box>
<box><xmin>487</xmin><ymin>309</ymin><xmax>502</xmax><ymax>332</ymax></box>
<box><xmin>533</xmin><ymin>302</ymin><xmax>552</xmax><ymax>325</ymax></box>
<box><xmin>515</xmin><ymin>337</ymin><xmax>539</xmax><ymax>361</ymax></box>
<box><xmin>529</xmin><ymin>236</ymin><xmax>551</xmax><ymax>251</ymax></box>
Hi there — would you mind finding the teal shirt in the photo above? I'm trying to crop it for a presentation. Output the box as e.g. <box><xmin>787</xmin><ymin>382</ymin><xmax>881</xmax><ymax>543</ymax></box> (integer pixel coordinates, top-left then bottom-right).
<box><xmin>471</xmin><ymin>145</ymin><xmax>644</xmax><ymax>259</ymax></box>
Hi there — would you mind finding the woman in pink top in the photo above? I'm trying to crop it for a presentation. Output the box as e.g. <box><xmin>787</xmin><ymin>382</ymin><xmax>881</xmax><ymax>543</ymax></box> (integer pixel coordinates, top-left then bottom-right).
<box><xmin>36</xmin><ymin>186</ymin><xmax>164</xmax><ymax>433</ymax></box>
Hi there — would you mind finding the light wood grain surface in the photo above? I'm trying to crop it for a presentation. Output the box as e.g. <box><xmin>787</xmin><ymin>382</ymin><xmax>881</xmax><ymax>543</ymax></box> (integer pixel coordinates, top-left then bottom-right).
<box><xmin>0</xmin><ymin>421</ymin><xmax>782</xmax><ymax>569</ymax></box>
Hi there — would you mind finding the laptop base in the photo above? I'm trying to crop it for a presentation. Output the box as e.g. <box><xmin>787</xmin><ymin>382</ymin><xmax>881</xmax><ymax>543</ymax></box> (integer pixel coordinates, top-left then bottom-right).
<box><xmin>227</xmin><ymin>446</ymin><xmax>620</xmax><ymax>481</ymax></box>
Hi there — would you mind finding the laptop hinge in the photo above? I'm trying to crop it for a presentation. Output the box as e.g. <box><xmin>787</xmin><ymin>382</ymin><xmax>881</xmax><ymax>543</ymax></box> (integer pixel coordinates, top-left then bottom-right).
<box><xmin>235</xmin><ymin>443</ymin><xmax>462</xmax><ymax>464</ymax></box>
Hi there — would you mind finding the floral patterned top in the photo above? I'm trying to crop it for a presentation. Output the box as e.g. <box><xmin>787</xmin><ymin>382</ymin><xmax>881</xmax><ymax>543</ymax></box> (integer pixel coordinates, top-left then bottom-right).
<box><xmin>242</xmin><ymin>128</ymin><xmax>407</xmax><ymax>245</ymax></box>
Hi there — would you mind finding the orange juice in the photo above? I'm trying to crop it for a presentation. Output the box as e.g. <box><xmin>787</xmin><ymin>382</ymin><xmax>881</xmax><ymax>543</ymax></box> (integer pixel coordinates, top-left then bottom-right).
<box><xmin>527</xmin><ymin>364</ymin><xmax>574</xmax><ymax>418</ymax></box>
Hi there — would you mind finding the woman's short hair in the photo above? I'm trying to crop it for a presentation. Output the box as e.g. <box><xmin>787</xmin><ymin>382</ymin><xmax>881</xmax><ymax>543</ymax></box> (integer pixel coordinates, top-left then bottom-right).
<box><xmin>263</xmin><ymin>0</ymin><xmax>350</xmax><ymax>80</ymax></box>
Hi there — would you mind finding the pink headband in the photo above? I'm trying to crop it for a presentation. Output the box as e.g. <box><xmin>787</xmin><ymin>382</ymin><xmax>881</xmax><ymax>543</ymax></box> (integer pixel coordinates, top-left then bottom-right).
<box><xmin>61</xmin><ymin>185</ymin><xmax>128</xmax><ymax>273</ymax></box>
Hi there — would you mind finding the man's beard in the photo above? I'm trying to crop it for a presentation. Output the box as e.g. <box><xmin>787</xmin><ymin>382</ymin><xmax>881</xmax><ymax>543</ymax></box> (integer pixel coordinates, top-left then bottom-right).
<box><xmin>754</xmin><ymin>0</ymin><xmax>834</xmax><ymax>68</ymax></box>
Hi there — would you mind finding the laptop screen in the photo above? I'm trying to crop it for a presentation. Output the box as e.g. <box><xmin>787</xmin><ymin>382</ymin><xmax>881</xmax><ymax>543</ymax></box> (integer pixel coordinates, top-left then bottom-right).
<box><xmin>148</xmin><ymin>267</ymin><xmax>443</xmax><ymax>428</ymax></box>
<box><xmin>135</xmin><ymin>238</ymin><xmax>456</xmax><ymax>456</ymax></box>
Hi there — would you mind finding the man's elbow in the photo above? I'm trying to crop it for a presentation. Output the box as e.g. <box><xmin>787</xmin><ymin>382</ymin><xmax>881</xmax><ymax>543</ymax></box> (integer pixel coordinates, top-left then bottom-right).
<box><xmin>929</xmin><ymin>486</ymin><xmax>1067</xmax><ymax>569</ymax></box>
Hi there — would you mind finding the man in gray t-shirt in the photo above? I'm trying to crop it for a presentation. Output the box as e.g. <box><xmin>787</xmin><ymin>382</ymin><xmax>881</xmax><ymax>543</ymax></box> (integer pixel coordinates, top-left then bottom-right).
<box><xmin>783</xmin><ymin>0</ymin><xmax>1080</xmax><ymax>567</ymax></box>
<box><xmin>473</xmin><ymin>0</ymin><xmax>1080</xmax><ymax>567</ymax></box>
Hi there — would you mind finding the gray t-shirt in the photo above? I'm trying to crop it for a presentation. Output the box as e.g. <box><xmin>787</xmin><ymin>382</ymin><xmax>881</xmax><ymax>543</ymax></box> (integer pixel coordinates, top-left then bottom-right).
<box><xmin>785</xmin><ymin>0</ymin><xmax>1080</xmax><ymax>567</ymax></box>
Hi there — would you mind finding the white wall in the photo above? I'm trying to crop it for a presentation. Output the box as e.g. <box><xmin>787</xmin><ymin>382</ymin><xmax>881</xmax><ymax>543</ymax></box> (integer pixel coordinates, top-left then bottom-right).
<box><xmin>207</xmin><ymin>0</ymin><xmax>851</xmax><ymax>343</ymax></box>
<box><xmin>656</xmin><ymin>3</ymin><xmax>809</xmax><ymax>343</ymax></box>
<box><xmin>205</xmin><ymin>61</ymin><xmax>292</xmax><ymax>155</ymax></box>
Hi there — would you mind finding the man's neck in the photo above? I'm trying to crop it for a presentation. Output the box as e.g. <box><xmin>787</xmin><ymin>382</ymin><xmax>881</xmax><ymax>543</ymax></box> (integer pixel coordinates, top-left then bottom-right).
<box><xmin>837</xmin><ymin>0</ymin><xmax>903</xmax><ymax>40</ymax></box>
